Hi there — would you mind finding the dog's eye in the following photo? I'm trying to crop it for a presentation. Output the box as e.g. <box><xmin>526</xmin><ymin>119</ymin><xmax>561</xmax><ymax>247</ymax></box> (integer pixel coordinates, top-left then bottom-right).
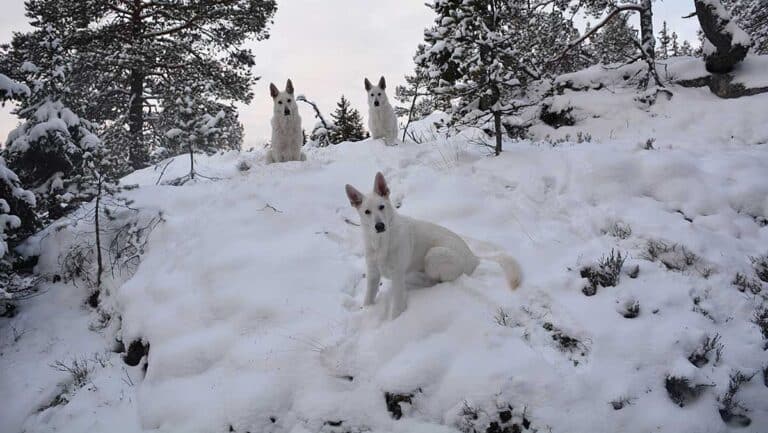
<box><xmin>278</xmin><ymin>101</ymin><xmax>282</xmax><ymax>104</ymax></box>
<box><xmin>364</xmin><ymin>210</ymin><xmax>371</xmax><ymax>215</ymax></box>
<box><xmin>287</xmin><ymin>99</ymin><xmax>291</xmax><ymax>103</ymax></box>
<box><xmin>378</xmin><ymin>205</ymin><xmax>385</xmax><ymax>210</ymax></box>
<box><xmin>378</xmin><ymin>93</ymin><xmax>381</xmax><ymax>96</ymax></box>
<box><xmin>370</xmin><ymin>93</ymin><xmax>374</xmax><ymax>96</ymax></box>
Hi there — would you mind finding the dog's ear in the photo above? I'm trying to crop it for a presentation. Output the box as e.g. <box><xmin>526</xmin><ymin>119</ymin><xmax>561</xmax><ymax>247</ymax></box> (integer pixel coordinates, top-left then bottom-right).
<box><xmin>345</xmin><ymin>184</ymin><xmax>364</xmax><ymax>208</ymax></box>
<box><xmin>373</xmin><ymin>172</ymin><xmax>389</xmax><ymax>197</ymax></box>
<box><xmin>269</xmin><ymin>83</ymin><xmax>279</xmax><ymax>98</ymax></box>
<box><xmin>378</xmin><ymin>76</ymin><xmax>386</xmax><ymax>90</ymax></box>
<box><xmin>364</xmin><ymin>78</ymin><xmax>372</xmax><ymax>91</ymax></box>
<box><xmin>285</xmin><ymin>79</ymin><xmax>294</xmax><ymax>95</ymax></box>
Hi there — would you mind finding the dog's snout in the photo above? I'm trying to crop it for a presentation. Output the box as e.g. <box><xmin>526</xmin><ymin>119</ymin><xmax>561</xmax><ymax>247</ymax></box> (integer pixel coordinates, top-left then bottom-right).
<box><xmin>375</xmin><ymin>222</ymin><xmax>386</xmax><ymax>233</ymax></box>
<box><xmin>374</xmin><ymin>100</ymin><xmax>380</xmax><ymax>107</ymax></box>
<box><xmin>284</xmin><ymin>108</ymin><xmax>291</xmax><ymax>116</ymax></box>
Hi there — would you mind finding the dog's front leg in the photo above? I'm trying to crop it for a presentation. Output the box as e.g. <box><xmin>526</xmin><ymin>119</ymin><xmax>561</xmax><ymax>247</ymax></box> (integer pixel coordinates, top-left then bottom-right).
<box><xmin>389</xmin><ymin>272</ymin><xmax>407</xmax><ymax>319</ymax></box>
<box><xmin>363</xmin><ymin>259</ymin><xmax>380</xmax><ymax>306</ymax></box>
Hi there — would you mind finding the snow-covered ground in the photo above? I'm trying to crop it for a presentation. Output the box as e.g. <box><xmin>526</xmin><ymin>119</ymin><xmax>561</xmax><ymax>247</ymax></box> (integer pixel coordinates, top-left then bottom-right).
<box><xmin>2</xmin><ymin>74</ymin><xmax>768</xmax><ymax>433</ymax></box>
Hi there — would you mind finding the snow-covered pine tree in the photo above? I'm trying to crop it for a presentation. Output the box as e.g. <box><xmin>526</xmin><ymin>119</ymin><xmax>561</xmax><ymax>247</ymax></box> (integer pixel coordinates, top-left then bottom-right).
<box><xmin>162</xmin><ymin>85</ymin><xmax>239</xmax><ymax>184</ymax></box>
<box><xmin>3</xmin><ymin>25</ymin><xmax>104</xmax><ymax>222</ymax></box>
<box><xmin>591</xmin><ymin>13</ymin><xmax>640</xmax><ymax>64</ymax></box>
<box><xmin>681</xmin><ymin>40</ymin><xmax>695</xmax><ymax>56</ymax></box>
<box><xmin>724</xmin><ymin>0</ymin><xmax>768</xmax><ymax>54</ymax></box>
<box><xmin>418</xmin><ymin>1</ymin><xmax>584</xmax><ymax>155</ymax></box>
<box><xmin>671</xmin><ymin>32</ymin><xmax>680</xmax><ymax>57</ymax></box>
<box><xmin>657</xmin><ymin>21</ymin><xmax>672</xmax><ymax>59</ymax></box>
<box><xmin>0</xmin><ymin>75</ymin><xmax>37</xmax><ymax>315</ymax></box>
<box><xmin>4</xmin><ymin>0</ymin><xmax>277</xmax><ymax>170</ymax></box>
<box><xmin>329</xmin><ymin>96</ymin><xmax>366</xmax><ymax>144</ymax></box>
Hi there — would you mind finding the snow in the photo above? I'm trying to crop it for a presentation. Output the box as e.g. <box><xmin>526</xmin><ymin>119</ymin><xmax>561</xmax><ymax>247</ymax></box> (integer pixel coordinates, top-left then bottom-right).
<box><xmin>3</xmin><ymin>65</ymin><xmax>768</xmax><ymax>433</ymax></box>
<box><xmin>0</xmin><ymin>73</ymin><xmax>31</xmax><ymax>99</ymax></box>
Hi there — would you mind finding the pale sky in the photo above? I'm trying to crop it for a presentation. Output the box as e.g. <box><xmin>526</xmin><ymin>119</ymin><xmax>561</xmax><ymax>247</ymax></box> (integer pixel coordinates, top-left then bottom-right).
<box><xmin>1</xmin><ymin>0</ymin><xmax>701</xmax><ymax>148</ymax></box>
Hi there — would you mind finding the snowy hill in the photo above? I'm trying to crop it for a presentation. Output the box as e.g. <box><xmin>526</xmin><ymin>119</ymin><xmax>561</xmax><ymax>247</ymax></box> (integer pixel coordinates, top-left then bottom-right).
<box><xmin>2</xmin><ymin>72</ymin><xmax>768</xmax><ymax>433</ymax></box>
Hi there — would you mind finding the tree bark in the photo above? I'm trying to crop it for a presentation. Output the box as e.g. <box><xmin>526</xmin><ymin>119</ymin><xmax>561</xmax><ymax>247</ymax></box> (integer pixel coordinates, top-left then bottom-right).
<box><xmin>94</xmin><ymin>177</ymin><xmax>103</xmax><ymax>289</ymax></box>
<box><xmin>493</xmin><ymin>110</ymin><xmax>502</xmax><ymax>156</ymax></box>
<box><xmin>694</xmin><ymin>0</ymin><xmax>750</xmax><ymax>73</ymax></box>
<box><xmin>128</xmin><ymin>0</ymin><xmax>148</xmax><ymax>169</ymax></box>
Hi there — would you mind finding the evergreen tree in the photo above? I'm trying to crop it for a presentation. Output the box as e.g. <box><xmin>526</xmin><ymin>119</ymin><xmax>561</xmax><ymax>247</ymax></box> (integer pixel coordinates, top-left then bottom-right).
<box><xmin>395</xmin><ymin>44</ymin><xmax>453</xmax><ymax>141</ymax></box>
<box><xmin>2</xmin><ymin>0</ymin><xmax>277</xmax><ymax>169</ymax></box>
<box><xmin>329</xmin><ymin>96</ymin><xmax>366</xmax><ymax>144</ymax></box>
<box><xmin>724</xmin><ymin>0</ymin><xmax>768</xmax><ymax>54</ymax></box>
<box><xmin>591</xmin><ymin>13</ymin><xmax>639</xmax><ymax>64</ymax></box>
<box><xmin>681</xmin><ymin>40</ymin><xmax>695</xmax><ymax>56</ymax></box>
<box><xmin>3</xmin><ymin>24</ymin><xmax>104</xmax><ymax>222</ymax></box>
<box><xmin>657</xmin><ymin>21</ymin><xmax>671</xmax><ymax>59</ymax></box>
<box><xmin>671</xmin><ymin>32</ymin><xmax>680</xmax><ymax>57</ymax></box>
<box><xmin>418</xmin><ymin>0</ymin><xmax>584</xmax><ymax>155</ymax></box>
<box><xmin>0</xmin><ymin>75</ymin><xmax>37</xmax><ymax>315</ymax></box>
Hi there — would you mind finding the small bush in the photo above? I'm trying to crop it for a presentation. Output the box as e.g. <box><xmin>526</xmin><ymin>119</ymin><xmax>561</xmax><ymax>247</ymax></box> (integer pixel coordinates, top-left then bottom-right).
<box><xmin>456</xmin><ymin>401</ymin><xmax>534</xmax><ymax>433</ymax></box>
<box><xmin>542</xmin><ymin>322</ymin><xmax>588</xmax><ymax>365</ymax></box>
<box><xmin>603</xmin><ymin>221</ymin><xmax>632</xmax><ymax>240</ymax></box>
<box><xmin>384</xmin><ymin>389</ymin><xmax>420</xmax><ymax>420</ymax></box>
<box><xmin>642</xmin><ymin>240</ymin><xmax>712</xmax><ymax>277</ymax></box>
<box><xmin>50</xmin><ymin>357</ymin><xmax>94</xmax><ymax>389</ymax></box>
<box><xmin>718</xmin><ymin>371</ymin><xmax>755</xmax><ymax>428</ymax></box>
<box><xmin>580</xmin><ymin>250</ymin><xmax>625</xmax><ymax>296</ymax></box>
<box><xmin>732</xmin><ymin>273</ymin><xmax>762</xmax><ymax>294</ymax></box>
<box><xmin>609</xmin><ymin>396</ymin><xmax>634</xmax><ymax>410</ymax></box>
<box><xmin>665</xmin><ymin>375</ymin><xmax>711</xmax><ymax>407</ymax></box>
<box><xmin>750</xmin><ymin>253</ymin><xmax>768</xmax><ymax>283</ymax></box>
<box><xmin>688</xmin><ymin>334</ymin><xmax>724</xmax><ymax>368</ymax></box>
<box><xmin>753</xmin><ymin>304</ymin><xmax>768</xmax><ymax>348</ymax></box>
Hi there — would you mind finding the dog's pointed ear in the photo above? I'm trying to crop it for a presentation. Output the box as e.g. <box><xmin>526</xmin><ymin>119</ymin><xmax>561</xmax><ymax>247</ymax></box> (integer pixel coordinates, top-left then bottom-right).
<box><xmin>378</xmin><ymin>76</ymin><xmax>386</xmax><ymax>90</ymax></box>
<box><xmin>285</xmin><ymin>79</ymin><xmax>294</xmax><ymax>95</ymax></box>
<box><xmin>373</xmin><ymin>172</ymin><xmax>389</xmax><ymax>197</ymax></box>
<box><xmin>269</xmin><ymin>83</ymin><xmax>279</xmax><ymax>98</ymax></box>
<box><xmin>364</xmin><ymin>78</ymin><xmax>372</xmax><ymax>91</ymax></box>
<box><xmin>345</xmin><ymin>184</ymin><xmax>363</xmax><ymax>208</ymax></box>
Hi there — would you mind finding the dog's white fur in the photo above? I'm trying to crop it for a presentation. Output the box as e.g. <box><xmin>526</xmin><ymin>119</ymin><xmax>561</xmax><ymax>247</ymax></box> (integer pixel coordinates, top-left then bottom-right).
<box><xmin>267</xmin><ymin>79</ymin><xmax>306</xmax><ymax>164</ymax></box>
<box><xmin>365</xmin><ymin>77</ymin><xmax>398</xmax><ymax>145</ymax></box>
<box><xmin>346</xmin><ymin>172</ymin><xmax>522</xmax><ymax>319</ymax></box>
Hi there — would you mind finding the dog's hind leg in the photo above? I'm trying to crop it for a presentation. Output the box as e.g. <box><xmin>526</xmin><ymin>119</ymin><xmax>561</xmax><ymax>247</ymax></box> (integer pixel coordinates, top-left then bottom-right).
<box><xmin>425</xmin><ymin>247</ymin><xmax>465</xmax><ymax>283</ymax></box>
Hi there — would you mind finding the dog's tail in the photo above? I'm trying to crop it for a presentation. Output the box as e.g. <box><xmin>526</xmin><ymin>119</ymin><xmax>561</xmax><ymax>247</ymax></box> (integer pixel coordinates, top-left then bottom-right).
<box><xmin>479</xmin><ymin>254</ymin><xmax>522</xmax><ymax>290</ymax></box>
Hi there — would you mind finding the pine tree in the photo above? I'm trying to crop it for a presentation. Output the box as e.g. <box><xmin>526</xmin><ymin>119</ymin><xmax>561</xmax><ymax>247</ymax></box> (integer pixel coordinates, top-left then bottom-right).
<box><xmin>418</xmin><ymin>1</ymin><xmax>583</xmax><ymax>155</ymax></box>
<box><xmin>591</xmin><ymin>13</ymin><xmax>640</xmax><ymax>64</ymax></box>
<box><xmin>2</xmin><ymin>0</ymin><xmax>277</xmax><ymax>170</ymax></box>
<box><xmin>657</xmin><ymin>21</ymin><xmax>672</xmax><ymax>59</ymax></box>
<box><xmin>724</xmin><ymin>0</ymin><xmax>768</xmax><ymax>54</ymax></box>
<box><xmin>3</xmin><ymin>25</ymin><xmax>104</xmax><ymax>222</ymax></box>
<box><xmin>671</xmin><ymin>32</ymin><xmax>680</xmax><ymax>57</ymax></box>
<box><xmin>0</xmin><ymin>75</ymin><xmax>37</xmax><ymax>315</ymax></box>
<box><xmin>681</xmin><ymin>40</ymin><xmax>695</xmax><ymax>56</ymax></box>
<box><xmin>329</xmin><ymin>96</ymin><xmax>366</xmax><ymax>144</ymax></box>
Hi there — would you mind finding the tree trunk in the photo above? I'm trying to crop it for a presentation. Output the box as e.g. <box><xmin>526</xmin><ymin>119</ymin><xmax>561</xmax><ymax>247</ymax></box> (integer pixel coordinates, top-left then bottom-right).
<box><xmin>94</xmin><ymin>177</ymin><xmax>103</xmax><ymax>289</ymax></box>
<box><xmin>493</xmin><ymin>110</ymin><xmax>502</xmax><ymax>156</ymax></box>
<box><xmin>189</xmin><ymin>144</ymin><xmax>195</xmax><ymax>180</ymax></box>
<box><xmin>128</xmin><ymin>1</ymin><xmax>147</xmax><ymax>169</ymax></box>
<box><xmin>694</xmin><ymin>0</ymin><xmax>750</xmax><ymax>73</ymax></box>
<box><xmin>402</xmin><ymin>79</ymin><xmax>422</xmax><ymax>142</ymax></box>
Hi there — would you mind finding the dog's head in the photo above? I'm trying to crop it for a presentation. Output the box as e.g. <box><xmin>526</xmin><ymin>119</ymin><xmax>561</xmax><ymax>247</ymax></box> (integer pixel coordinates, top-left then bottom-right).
<box><xmin>345</xmin><ymin>172</ymin><xmax>395</xmax><ymax>235</ymax></box>
<box><xmin>270</xmin><ymin>79</ymin><xmax>298</xmax><ymax>117</ymax></box>
<box><xmin>364</xmin><ymin>76</ymin><xmax>389</xmax><ymax>109</ymax></box>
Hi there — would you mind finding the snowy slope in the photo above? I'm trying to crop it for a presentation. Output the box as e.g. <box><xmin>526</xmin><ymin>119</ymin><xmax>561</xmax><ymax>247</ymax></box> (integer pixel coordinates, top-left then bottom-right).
<box><xmin>2</xmin><ymin>83</ymin><xmax>768</xmax><ymax>433</ymax></box>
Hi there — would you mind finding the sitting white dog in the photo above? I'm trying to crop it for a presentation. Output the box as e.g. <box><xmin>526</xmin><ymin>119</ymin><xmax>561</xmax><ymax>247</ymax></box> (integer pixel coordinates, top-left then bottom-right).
<box><xmin>345</xmin><ymin>172</ymin><xmax>522</xmax><ymax>319</ymax></box>
<box><xmin>267</xmin><ymin>79</ymin><xmax>306</xmax><ymax>163</ymax></box>
<box><xmin>364</xmin><ymin>76</ymin><xmax>399</xmax><ymax>145</ymax></box>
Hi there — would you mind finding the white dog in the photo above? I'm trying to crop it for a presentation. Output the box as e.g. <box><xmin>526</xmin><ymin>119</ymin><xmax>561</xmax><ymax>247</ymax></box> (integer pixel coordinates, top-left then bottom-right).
<box><xmin>345</xmin><ymin>172</ymin><xmax>522</xmax><ymax>319</ymax></box>
<box><xmin>267</xmin><ymin>79</ymin><xmax>305</xmax><ymax>163</ymax></box>
<box><xmin>364</xmin><ymin>77</ymin><xmax>399</xmax><ymax>145</ymax></box>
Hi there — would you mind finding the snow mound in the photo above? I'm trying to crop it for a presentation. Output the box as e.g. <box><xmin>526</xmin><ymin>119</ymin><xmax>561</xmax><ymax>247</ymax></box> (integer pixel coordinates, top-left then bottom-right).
<box><xmin>3</xmin><ymin>66</ymin><xmax>768</xmax><ymax>433</ymax></box>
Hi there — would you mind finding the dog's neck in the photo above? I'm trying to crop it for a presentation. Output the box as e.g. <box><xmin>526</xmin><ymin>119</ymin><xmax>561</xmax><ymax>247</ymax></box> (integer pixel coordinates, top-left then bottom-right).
<box><xmin>364</xmin><ymin>210</ymin><xmax>399</xmax><ymax>254</ymax></box>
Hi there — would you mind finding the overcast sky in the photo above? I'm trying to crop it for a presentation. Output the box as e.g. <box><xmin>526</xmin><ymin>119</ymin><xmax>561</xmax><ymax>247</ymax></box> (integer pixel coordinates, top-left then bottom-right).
<box><xmin>1</xmin><ymin>0</ymin><xmax>701</xmax><ymax>148</ymax></box>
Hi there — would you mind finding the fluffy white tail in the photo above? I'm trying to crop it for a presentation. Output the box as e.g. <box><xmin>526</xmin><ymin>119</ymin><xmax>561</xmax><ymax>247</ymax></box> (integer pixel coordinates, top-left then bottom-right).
<box><xmin>482</xmin><ymin>254</ymin><xmax>522</xmax><ymax>290</ymax></box>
